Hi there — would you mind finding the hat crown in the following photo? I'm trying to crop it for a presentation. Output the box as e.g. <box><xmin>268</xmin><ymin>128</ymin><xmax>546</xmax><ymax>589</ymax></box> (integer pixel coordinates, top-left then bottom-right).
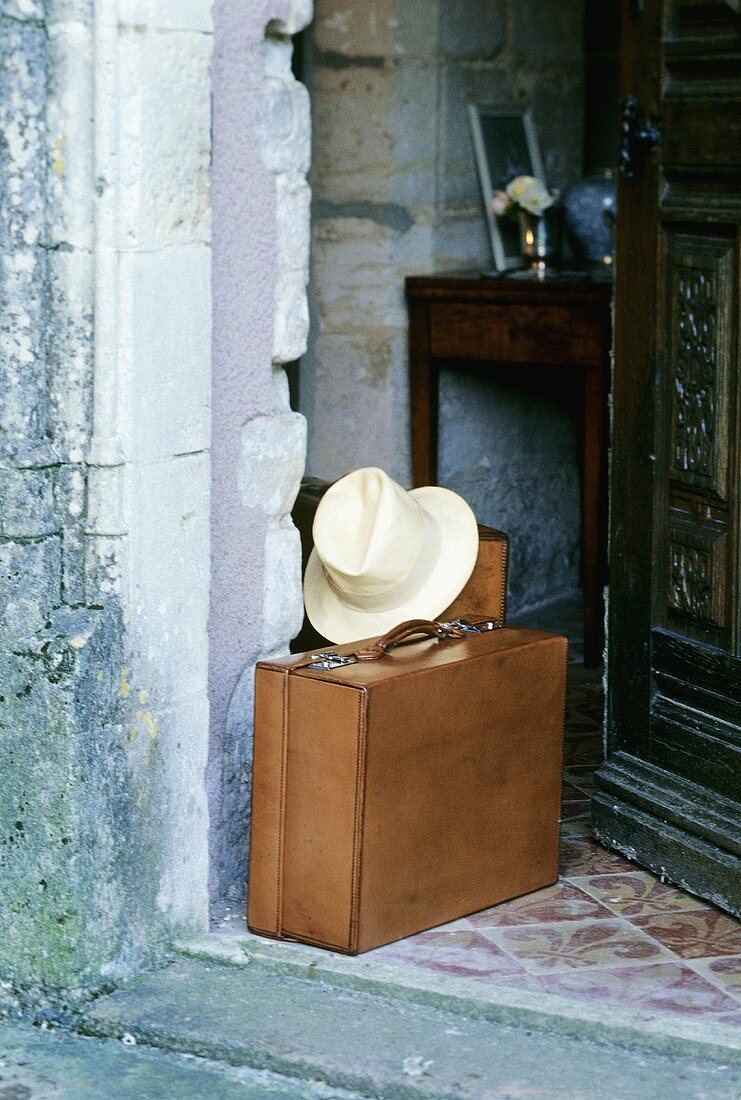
<box><xmin>313</xmin><ymin>468</ymin><xmax>424</xmax><ymax>598</ymax></box>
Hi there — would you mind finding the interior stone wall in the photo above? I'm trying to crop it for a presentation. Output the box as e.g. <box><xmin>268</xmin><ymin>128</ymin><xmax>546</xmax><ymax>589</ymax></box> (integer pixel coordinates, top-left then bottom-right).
<box><xmin>301</xmin><ymin>0</ymin><xmax>585</xmax><ymax>613</ymax></box>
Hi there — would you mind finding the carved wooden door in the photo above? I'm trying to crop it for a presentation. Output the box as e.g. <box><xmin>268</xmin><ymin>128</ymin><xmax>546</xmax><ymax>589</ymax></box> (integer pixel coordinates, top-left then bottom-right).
<box><xmin>594</xmin><ymin>0</ymin><xmax>741</xmax><ymax>914</ymax></box>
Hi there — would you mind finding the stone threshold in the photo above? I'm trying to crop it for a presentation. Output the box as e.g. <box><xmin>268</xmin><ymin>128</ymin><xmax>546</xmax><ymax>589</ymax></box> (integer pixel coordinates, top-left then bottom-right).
<box><xmin>176</xmin><ymin>930</ymin><xmax>741</xmax><ymax>1062</ymax></box>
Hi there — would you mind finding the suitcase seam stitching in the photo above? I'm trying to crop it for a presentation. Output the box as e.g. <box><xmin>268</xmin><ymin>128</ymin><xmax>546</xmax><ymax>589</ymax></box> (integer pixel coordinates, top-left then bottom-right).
<box><xmin>276</xmin><ymin>669</ymin><xmax>289</xmax><ymax>937</ymax></box>
<box><xmin>349</xmin><ymin>688</ymin><xmax>367</xmax><ymax>953</ymax></box>
<box><xmin>500</xmin><ymin>539</ymin><xmax>509</xmax><ymax>625</ymax></box>
<box><xmin>556</xmin><ymin>638</ymin><xmax>569</xmax><ymax>871</ymax></box>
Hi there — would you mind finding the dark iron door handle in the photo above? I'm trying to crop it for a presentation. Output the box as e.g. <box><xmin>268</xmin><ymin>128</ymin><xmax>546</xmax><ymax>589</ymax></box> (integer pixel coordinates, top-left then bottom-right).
<box><xmin>619</xmin><ymin>96</ymin><xmax>661</xmax><ymax>180</ymax></box>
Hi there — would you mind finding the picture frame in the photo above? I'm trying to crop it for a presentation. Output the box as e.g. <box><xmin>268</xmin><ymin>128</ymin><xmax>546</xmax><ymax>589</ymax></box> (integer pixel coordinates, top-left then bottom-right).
<box><xmin>467</xmin><ymin>106</ymin><xmax>546</xmax><ymax>272</ymax></box>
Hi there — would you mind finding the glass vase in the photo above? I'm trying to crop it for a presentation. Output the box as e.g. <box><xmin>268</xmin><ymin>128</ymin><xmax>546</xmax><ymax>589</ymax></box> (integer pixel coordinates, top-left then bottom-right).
<box><xmin>518</xmin><ymin>207</ymin><xmax>563</xmax><ymax>275</ymax></box>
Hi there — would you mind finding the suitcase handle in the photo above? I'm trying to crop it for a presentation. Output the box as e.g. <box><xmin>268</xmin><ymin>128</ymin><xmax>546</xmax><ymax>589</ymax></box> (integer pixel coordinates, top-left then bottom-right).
<box><xmin>355</xmin><ymin>619</ymin><xmax>466</xmax><ymax>661</ymax></box>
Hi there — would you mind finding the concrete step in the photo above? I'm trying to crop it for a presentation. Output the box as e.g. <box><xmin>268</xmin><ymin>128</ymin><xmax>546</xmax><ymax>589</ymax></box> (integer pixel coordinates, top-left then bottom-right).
<box><xmin>0</xmin><ymin>1019</ymin><xmax>363</xmax><ymax>1099</ymax></box>
<box><xmin>179</xmin><ymin>929</ymin><xmax>741</xmax><ymax>1061</ymax></box>
<box><xmin>80</xmin><ymin>956</ymin><xmax>741</xmax><ymax>1099</ymax></box>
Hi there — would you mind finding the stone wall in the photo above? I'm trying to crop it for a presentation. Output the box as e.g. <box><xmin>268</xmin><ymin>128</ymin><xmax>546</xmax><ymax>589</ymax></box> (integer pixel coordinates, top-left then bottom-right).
<box><xmin>1</xmin><ymin>0</ymin><xmax>213</xmax><ymax>999</ymax></box>
<box><xmin>209</xmin><ymin>0</ymin><xmax>310</xmax><ymax>910</ymax></box>
<box><xmin>301</xmin><ymin>0</ymin><xmax>585</xmax><ymax>612</ymax></box>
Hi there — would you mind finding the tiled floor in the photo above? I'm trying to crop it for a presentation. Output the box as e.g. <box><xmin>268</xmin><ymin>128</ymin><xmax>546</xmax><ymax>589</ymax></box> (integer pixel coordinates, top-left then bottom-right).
<box><xmin>361</xmin><ymin>601</ymin><xmax>741</xmax><ymax>1027</ymax></box>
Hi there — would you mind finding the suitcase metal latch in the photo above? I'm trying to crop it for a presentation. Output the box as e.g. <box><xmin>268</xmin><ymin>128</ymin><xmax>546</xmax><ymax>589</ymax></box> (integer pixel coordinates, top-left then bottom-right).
<box><xmin>440</xmin><ymin>618</ymin><xmax>501</xmax><ymax>633</ymax></box>
<box><xmin>307</xmin><ymin>652</ymin><xmax>358</xmax><ymax>670</ymax></box>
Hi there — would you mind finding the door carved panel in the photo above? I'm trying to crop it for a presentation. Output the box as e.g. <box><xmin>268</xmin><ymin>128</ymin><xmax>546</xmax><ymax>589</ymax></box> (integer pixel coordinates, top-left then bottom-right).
<box><xmin>667</xmin><ymin>236</ymin><xmax>734</xmax><ymax>499</ymax></box>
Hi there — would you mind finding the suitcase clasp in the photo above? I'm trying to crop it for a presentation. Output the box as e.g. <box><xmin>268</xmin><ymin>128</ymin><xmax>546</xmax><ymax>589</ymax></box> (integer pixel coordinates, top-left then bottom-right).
<box><xmin>307</xmin><ymin>652</ymin><xmax>358</xmax><ymax>670</ymax></box>
<box><xmin>440</xmin><ymin>618</ymin><xmax>501</xmax><ymax>634</ymax></box>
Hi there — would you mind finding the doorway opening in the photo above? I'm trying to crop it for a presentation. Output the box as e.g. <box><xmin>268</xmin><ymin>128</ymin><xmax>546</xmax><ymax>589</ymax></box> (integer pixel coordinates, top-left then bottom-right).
<box><xmin>291</xmin><ymin>0</ymin><xmax>621</xmax><ymax>642</ymax></box>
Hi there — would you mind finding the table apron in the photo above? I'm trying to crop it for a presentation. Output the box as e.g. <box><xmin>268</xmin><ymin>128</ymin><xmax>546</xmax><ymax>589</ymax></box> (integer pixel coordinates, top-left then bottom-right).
<box><xmin>429</xmin><ymin>302</ymin><xmax>609</xmax><ymax>367</ymax></box>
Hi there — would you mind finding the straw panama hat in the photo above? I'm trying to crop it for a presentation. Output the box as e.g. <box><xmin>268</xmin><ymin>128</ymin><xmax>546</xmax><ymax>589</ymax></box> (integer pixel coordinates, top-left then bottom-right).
<box><xmin>304</xmin><ymin>467</ymin><xmax>479</xmax><ymax>644</ymax></box>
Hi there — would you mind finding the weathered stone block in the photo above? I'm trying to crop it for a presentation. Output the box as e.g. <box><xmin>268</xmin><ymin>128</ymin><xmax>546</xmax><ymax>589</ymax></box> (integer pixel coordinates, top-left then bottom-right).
<box><xmin>260</xmin><ymin>39</ymin><xmax>311</xmax><ymax>177</ymax></box>
<box><xmin>149</xmin><ymin>696</ymin><xmax>210</xmax><ymax>929</ymax></box>
<box><xmin>512</xmin><ymin>0</ymin><xmax>585</xmax><ymax>66</ymax></box>
<box><xmin>118</xmin><ymin>28</ymin><xmax>212</xmax><ymax>248</ymax></box>
<box><xmin>439</xmin><ymin>61</ymin><xmax>513</xmax><ymax>204</ymax></box>
<box><xmin>530</xmin><ymin>69</ymin><xmax>585</xmax><ymax>190</ymax></box>
<box><xmin>440</xmin><ymin>0</ymin><xmax>505</xmax><ymax>58</ymax></box>
<box><xmin>1</xmin><ymin>0</ymin><xmax>44</xmax><ymax>18</ymax></box>
<box><xmin>238</xmin><ymin>411</ymin><xmax>307</xmax><ymax>519</ymax></box>
<box><xmin>274</xmin><ymin>268</ymin><xmax>310</xmax><ymax>363</ymax></box>
<box><xmin>55</xmin><ymin>464</ymin><xmax>88</xmax><ymax>605</ymax></box>
<box><xmin>262</xmin><ymin>518</ymin><xmax>304</xmax><ymax>653</ymax></box>
<box><xmin>307</xmin><ymin>329</ymin><xmax>405</xmax><ymax>481</ymax></box>
<box><xmin>271</xmin><ymin>0</ymin><xmax>313</xmax><ymax>36</ymax></box>
<box><xmin>311</xmin><ymin>63</ymin><xmax>394</xmax><ymax>203</ymax></box>
<box><xmin>83</xmin><ymin>533</ymin><xmax>127</xmax><ymax>603</ymax></box>
<box><xmin>435</xmin><ymin>214</ymin><xmax>490</xmax><ymax>270</ymax></box>
<box><xmin>271</xmin><ymin>364</ymin><xmax>292</xmax><ymax>412</ymax></box>
<box><xmin>394</xmin><ymin>0</ymin><xmax>440</xmax><ymax>60</ymax></box>
<box><xmin>119</xmin><ymin>0</ymin><xmax>213</xmax><ymax>32</ymax></box>
<box><xmin>275</xmin><ymin>172</ymin><xmax>311</xmax><ymax>277</ymax></box>
<box><xmin>312</xmin><ymin>0</ymin><xmax>395</xmax><ymax>58</ymax></box>
<box><xmin>438</xmin><ymin>366</ymin><xmax>580</xmax><ymax>612</ymax></box>
<box><xmin>46</xmin><ymin>21</ymin><xmax>94</xmax><ymax>251</ymax></box>
<box><xmin>392</xmin><ymin>60</ymin><xmax>439</xmax><ymax>197</ymax></box>
<box><xmin>46</xmin><ymin>1</ymin><xmax>92</xmax><ymax>20</ymax></box>
<box><xmin>46</xmin><ymin>247</ymin><xmax>93</xmax><ymax>465</ymax></box>
<box><xmin>0</xmin><ymin>536</ymin><xmax>62</xmax><ymax>641</ymax></box>
<box><xmin>0</xmin><ymin>248</ymin><xmax>50</xmax><ymax>468</ymax></box>
<box><xmin>0</xmin><ymin>21</ymin><xmax>46</xmax><ymax>252</ymax></box>
<box><xmin>0</xmin><ymin>607</ymin><xmax>168</xmax><ymax>995</ymax></box>
<box><xmin>0</xmin><ymin>467</ymin><xmax>56</xmax><ymax>539</ymax></box>
<box><xmin>127</xmin><ymin>453</ymin><xmax>210</xmax><ymax>703</ymax></box>
<box><xmin>120</xmin><ymin>244</ymin><xmax>211</xmax><ymax>462</ymax></box>
<box><xmin>85</xmin><ymin>464</ymin><xmax>126</xmax><ymax>539</ymax></box>
<box><xmin>312</xmin><ymin>216</ymin><xmax>403</xmax><ymax>332</ymax></box>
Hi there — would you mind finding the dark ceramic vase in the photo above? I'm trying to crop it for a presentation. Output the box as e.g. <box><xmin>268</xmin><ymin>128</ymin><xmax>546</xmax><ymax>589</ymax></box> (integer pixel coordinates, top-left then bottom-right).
<box><xmin>563</xmin><ymin>171</ymin><xmax>617</xmax><ymax>267</ymax></box>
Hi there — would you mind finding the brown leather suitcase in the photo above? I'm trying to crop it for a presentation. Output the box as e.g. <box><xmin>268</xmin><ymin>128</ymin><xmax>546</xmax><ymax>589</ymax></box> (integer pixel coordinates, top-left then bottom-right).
<box><xmin>291</xmin><ymin>478</ymin><xmax>509</xmax><ymax>653</ymax></box>
<box><xmin>248</xmin><ymin>619</ymin><xmax>567</xmax><ymax>954</ymax></box>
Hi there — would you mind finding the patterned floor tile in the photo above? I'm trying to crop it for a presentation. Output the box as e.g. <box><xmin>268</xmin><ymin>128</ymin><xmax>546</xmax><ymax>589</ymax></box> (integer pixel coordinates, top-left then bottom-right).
<box><xmin>633</xmin><ymin>909</ymin><xmax>741</xmax><ymax>960</ymax></box>
<box><xmin>368</xmin><ymin>929</ymin><xmax>531</xmax><ymax>982</ymax></box>
<box><xmin>561</xmin><ymin>780</ymin><xmax>584</xmax><ymax>801</ymax></box>
<box><xmin>715</xmin><ymin>1011</ymin><xmax>741</xmax><ymax>1028</ymax></box>
<box><xmin>561</xmin><ymin>800</ymin><xmax>591</xmax><ymax>820</ymax></box>
<box><xmin>564</xmin><ymin>718</ymin><xmax>601</xmax><ymax>739</ymax></box>
<box><xmin>467</xmin><ymin>882</ymin><xmax>614</xmax><ymax>929</ymax></box>
<box><xmin>564</xmin><ymin>687</ymin><xmax>603</xmax><ymax>729</ymax></box>
<box><xmin>563</xmin><ymin>767</ymin><xmax>598</xmax><ymax>797</ymax></box>
<box><xmin>563</xmin><ymin>734</ymin><xmax>604</xmax><ymax>767</ymax></box>
<box><xmin>559</xmin><ymin>836</ymin><xmax>635</xmax><ymax>877</ymax></box>
<box><xmin>574</xmin><ymin>872</ymin><xmax>709</xmax><ymax>919</ymax></box>
<box><xmin>559</xmin><ymin>818</ymin><xmax>592</xmax><ymax>839</ymax></box>
<box><xmin>537</xmin><ymin>961</ymin><xmax>740</xmax><ymax>1017</ymax></box>
<box><xmin>483</xmin><ymin>919</ymin><xmax>667</xmax><ymax>973</ymax></box>
<box><xmin>690</xmin><ymin>956</ymin><xmax>741</xmax><ymax>1002</ymax></box>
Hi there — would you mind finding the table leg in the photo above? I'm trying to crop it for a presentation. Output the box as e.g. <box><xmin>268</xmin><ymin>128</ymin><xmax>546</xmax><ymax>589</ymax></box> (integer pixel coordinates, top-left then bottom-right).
<box><xmin>582</xmin><ymin>364</ymin><xmax>609</xmax><ymax>667</ymax></box>
<box><xmin>408</xmin><ymin>298</ymin><xmax>437</xmax><ymax>487</ymax></box>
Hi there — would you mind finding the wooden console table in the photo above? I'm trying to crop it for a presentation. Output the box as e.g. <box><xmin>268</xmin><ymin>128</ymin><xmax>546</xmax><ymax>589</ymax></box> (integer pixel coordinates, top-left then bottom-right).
<box><xmin>405</xmin><ymin>273</ymin><xmax>612</xmax><ymax>667</ymax></box>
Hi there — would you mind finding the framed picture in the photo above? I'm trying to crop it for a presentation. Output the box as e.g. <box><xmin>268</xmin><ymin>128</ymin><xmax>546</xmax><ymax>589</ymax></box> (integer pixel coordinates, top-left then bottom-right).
<box><xmin>467</xmin><ymin>106</ymin><xmax>546</xmax><ymax>271</ymax></box>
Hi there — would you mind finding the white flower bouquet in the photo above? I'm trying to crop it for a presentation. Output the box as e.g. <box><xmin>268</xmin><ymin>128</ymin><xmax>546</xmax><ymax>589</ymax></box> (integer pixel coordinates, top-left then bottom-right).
<box><xmin>490</xmin><ymin>175</ymin><xmax>557</xmax><ymax>218</ymax></box>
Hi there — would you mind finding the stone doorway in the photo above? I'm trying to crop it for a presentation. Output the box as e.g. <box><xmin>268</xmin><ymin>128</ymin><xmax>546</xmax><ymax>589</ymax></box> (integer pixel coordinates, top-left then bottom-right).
<box><xmin>296</xmin><ymin>0</ymin><xmax>608</xmax><ymax>621</ymax></box>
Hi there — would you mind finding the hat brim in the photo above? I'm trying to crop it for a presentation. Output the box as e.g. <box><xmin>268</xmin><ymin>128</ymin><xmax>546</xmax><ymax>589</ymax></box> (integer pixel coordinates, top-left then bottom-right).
<box><xmin>303</xmin><ymin>485</ymin><xmax>479</xmax><ymax>645</ymax></box>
